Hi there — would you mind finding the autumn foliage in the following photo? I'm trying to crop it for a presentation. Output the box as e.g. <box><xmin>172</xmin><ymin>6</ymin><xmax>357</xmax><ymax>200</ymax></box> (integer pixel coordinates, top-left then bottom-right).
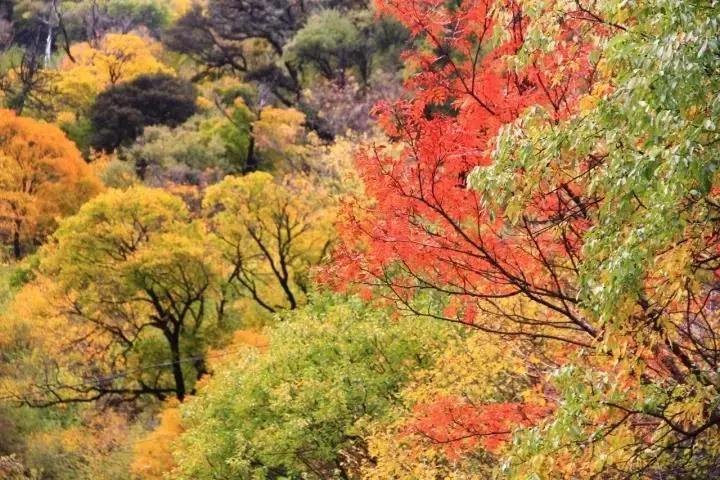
<box><xmin>329</xmin><ymin>0</ymin><xmax>720</xmax><ymax>477</ymax></box>
<box><xmin>322</xmin><ymin>2</ymin><xmax>604</xmax><ymax>459</ymax></box>
<box><xmin>1</xmin><ymin>0</ymin><xmax>720</xmax><ymax>479</ymax></box>
<box><xmin>0</xmin><ymin>109</ymin><xmax>102</xmax><ymax>258</ymax></box>
<box><xmin>330</xmin><ymin>0</ymin><xmax>600</xmax><ymax>337</ymax></box>
<box><xmin>408</xmin><ymin>398</ymin><xmax>551</xmax><ymax>456</ymax></box>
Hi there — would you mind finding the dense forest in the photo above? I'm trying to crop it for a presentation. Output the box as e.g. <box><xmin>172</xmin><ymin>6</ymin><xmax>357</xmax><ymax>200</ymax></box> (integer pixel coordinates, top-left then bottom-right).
<box><xmin>0</xmin><ymin>0</ymin><xmax>718</xmax><ymax>478</ymax></box>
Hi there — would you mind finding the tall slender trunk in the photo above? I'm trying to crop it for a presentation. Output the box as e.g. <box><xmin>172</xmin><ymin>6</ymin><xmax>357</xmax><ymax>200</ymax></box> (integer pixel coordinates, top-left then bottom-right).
<box><xmin>44</xmin><ymin>0</ymin><xmax>57</xmax><ymax>66</ymax></box>
<box><xmin>44</xmin><ymin>24</ymin><xmax>52</xmax><ymax>65</ymax></box>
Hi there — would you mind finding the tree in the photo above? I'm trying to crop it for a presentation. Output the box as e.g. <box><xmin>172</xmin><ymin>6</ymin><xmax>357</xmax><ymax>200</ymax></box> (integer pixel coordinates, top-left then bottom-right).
<box><xmin>171</xmin><ymin>293</ymin><xmax>454</xmax><ymax>480</ymax></box>
<box><xmin>8</xmin><ymin>187</ymin><xmax>223</xmax><ymax>404</ymax></box>
<box><xmin>163</xmin><ymin>1</ymin><xmax>307</xmax><ymax>106</ymax></box>
<box><xmin>284</xmin><ymin>10</ymin><xmax>368</xmax><ymax>87</ymax></box>
<box><xmin>331</xmin><ymin>0</ymin><xmax>720</xmax><ymax>477</ymax></box>
<box><xmin>0</xmin><ymin>43</ymin><xmax>56</xmax><ymax>115</ymax></box>
<box><xmin>53</xmin><ymin>32</ymin><xmax>172</xmax><ymax>116</ymax></box>
<box><xmin>89</xmin><ymin>73</ymin><xmax>197</xmax><ymax>151</ymax></box>
<box><xmin>329</xmin><ymin>0</ymin><xmax>600</xmax><ymax>344</ymax></box>
<box><xmin>162</xmin><ymin>0</ymin><xmax>319</xmax><ymax>94</ymax></box>
<box><xmin>7</xmin><ymin>0</ymin><xmax>81</xmax><ymax>66</ymax></box>
<box><xmin>9</xmin><ymin>0</ymin><xmax>55</xmax><ymax>48</ymax></box>
<box><xmin>284</xmin><ymin>9</ymin><xmax>407</xmax><ymax>88</ymax></box>
<box><xmin>204</xmin><ymin>172</ymin><xmax>335</xmax><ymax>314</ymax></box>
<box><xmin>161</xmin><ymin>4</ymin><xmax>247</xmax><ymax>80</ymax></box>
<box><xmin>125</xmin><ymin>115</ymin><xmax>234</xmax><ymax>184</ymax></box>
<box><xmin>207</xmin><ymin>0</ymin><xmax>360</xmax><ymax>56</ymax></box>
<box><xmin>162</xmin><ymin>0</ymin><xmax>392</xmax><ymax>124</ymax></box>
<box><xmin>251</xmin><ymin>106</ymin><xmax>308</xmax><ymax>173</ymax></box>
<box><xmin>364</xmin><ymin>326</ymin><xmax>548</xmax><ymax>479</ymax></box>
<box><xmin>7</xmin><ymin>0</ymin><xmax>174</xmax><ymax>49</ymax></box>
<box><xmin>61</xmin><ymin>0</ymin><xmax>172</xmax><ymax>42</ymax></box>
<box><xmin>0</xmin><ymin>108</ymin><xmax>102</xmax><ymax>258</ymax></box>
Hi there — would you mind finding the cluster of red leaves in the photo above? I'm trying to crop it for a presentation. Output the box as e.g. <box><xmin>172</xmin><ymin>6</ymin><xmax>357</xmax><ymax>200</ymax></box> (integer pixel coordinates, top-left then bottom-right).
<box><xmin>406</xmin><ymin>396</ymin><xmax>552</xmax><ymax>458</ymax></box>
<box><xmin>322</xmin><ymin>0</ymin><xmax>606</xmax><ymax>344</ymax></box>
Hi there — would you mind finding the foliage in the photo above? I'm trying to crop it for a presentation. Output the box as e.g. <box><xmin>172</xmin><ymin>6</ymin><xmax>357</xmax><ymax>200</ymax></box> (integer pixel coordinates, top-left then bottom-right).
<box><xmin>53</xmin><ymin>32</ymin><xmax>172</xmax><ymax>116</ymax></box>
<box><xmin>0</xmin><ymin>44</ymin><xmax>56</xmax><ymax>116</ymax></box>
<box><xmin>131</xmin><ymin>400</ymin><xmax>183</xmax><ymax>480</ymax></box>
<box><xmin>303</xmin><ymin>134</ymin><xmax>365</xmax><ymax>195</ymax></box>
<box><xmin>285</xmin><ymin>9</ymin><xmax>407</xmax><ymax>87</ymax></box>
<box><xmin>0</xmin><ymin>109</ymin><xmax>102</xmax><ymax>258</ymax></box>
<box><xmin>56</xmin><ymin>113</ymin><xmax>94</xmax><ymax>156</ymax></box>
<box><xmin>329</xmin><ymin>0</ymin><xmax>720</xmax><ymax>477</ymax></box>
<box><xmin>89</xmin><ymin>73</ymin><xmax>197</xmax><ymax>151</ymax></box>
<box><xmin>251</xmin><ymin>106</ymin><xmax>309</xmax><ymax>173</ymax></box>
<box><xmin>125</xmin><ymin>115</ymin><xmax>231</xmax><ymax>184</ymax></box>
<box><xmin>172</xmin><ymin>293</ymin><xmax>454</xmax><ymax>480</ymax></box>
<box><xmin>163</xmin><ymin>0</ymin><xmax>403</xmax><ymax>138</ymax></box>
<box><xmin>5</xmin><ymin>187</ymin><xmax>224</xmax><ymax>404</ymax></box>
<box><xmin>161</xmin><ymin>4</ymin><xmax>247</xmax><ymax>79</ymax></box>
<box><xmin>284</xmin><ymin>10</ymin><xmax>368</xmax><ymax>86</ymax></box>
<box><xmin>0</xmin><ymin>454</ymin><xmax>29</xmax><ymax>480</ymax></box>
<box><xmin>493</xmin><ymin>2</ymin><xmax>720</xmax><ymax>476</ymax></box>
<box><xmin>205</xmin><ymin>0</ymin><xmax>364</xmax><ymax>56</ymax></box>
<box><xmin>93</xmin><ymin>155</ymin><xmax>139</xmax><ymax>189</ymax></box>
<box><xmin>6</xmin><ymin>0</ymin><xmax>53</xmax><ymax>47</ymax></box>
<box><xmin>364</xmin><ymin>327</ymin><xmax>546</xmax><ymax>479</ymax></box>
<box><xmin>215</xmin><ymin>99</ymin><xmax>255</xmax><ymax>172</ymax></box>
<box><xmin>58</xmin><ymin>0</ymin><xmax>172</xmax><ymax>43</ymax></box>
<box><xmin>204</xmin><ymin>172</ymin><xmax>336</xmax><ymax>314</ymax></box>
<box><xmin>8</xmin><ymin>0</ymin><xmax>179</xmax><ymax>48</ymax></box>
<box><xmin>4</xmin><ymin>1</ymin><xmax>718</xmax><ymax>479</ymax></box>
<box><xmin>22</xmin><ymin>409</ymin><xmax>134</xmax><ymax>480</ymax></box>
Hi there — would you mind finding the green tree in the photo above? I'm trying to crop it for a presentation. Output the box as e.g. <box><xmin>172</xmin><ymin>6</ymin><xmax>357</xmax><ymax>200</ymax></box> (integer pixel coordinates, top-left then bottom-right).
<box><xmin>284</xmin><ymin>9</ymin><xmax>406</xmax><ymax>88</ymax></box>
<box><xmin>172</xmin><ymin>293</ymin><xmax>454</xmax><ymax>480</ymax></box>
<box><xmin>125</xmin><ymin>116</ymin><xmax>231</xmax><ymax>183</ymax></box>
<box><xmin>284</xmin><ymin>10</ymin><xmax>367</xmax><ymax>87</ymax></box>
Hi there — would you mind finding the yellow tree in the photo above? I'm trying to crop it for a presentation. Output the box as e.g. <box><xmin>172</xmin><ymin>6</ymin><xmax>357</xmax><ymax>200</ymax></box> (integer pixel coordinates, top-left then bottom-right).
<box><xmin>252</xmin><ymin>106</ymin><xmax>308</xmax><ymax>173</ymax></box>
<box><xmin>0</xmin><ymin>109</ymin><xmax>102</xmax><ymax>258</ymax></box>
<box><xmin>1</xmin><ymin>187</ymin><xmax>226</xmax><ymax>405</ymax></box>
<box><xmin>204</xmin><ymin>172</ymin><xmax>335</xmax><ymax>315</ymax></box>
<box><xmin>41</xmin><ymin>187</ymin><xmax>220</xmax><ymax>402</ymax></box>
<box><xmin>54</xmin><ymin>33</ymin><xmax>172</xmax><ymax>116</ymax></box>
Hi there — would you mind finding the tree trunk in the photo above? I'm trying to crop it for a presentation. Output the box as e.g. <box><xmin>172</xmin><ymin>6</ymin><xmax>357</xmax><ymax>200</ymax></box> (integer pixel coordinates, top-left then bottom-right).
<box><xmin>244</xmin><ymin>132</ymin><xmax>257</xmax><ymax>173</ymax></box>
<box><xmin>12</xmin><ymin>222</ymin><xmax>21</xmax><ymax>259</ymax></box>
<box><xmin>44</xmin><ymin>0</ymin><xmax>57</xmax><ymax>66</ymax></box>
<box><xmin>167</xmin><ymin>331</ymin><xmax>186</xmax><ymax>401</ymax></box>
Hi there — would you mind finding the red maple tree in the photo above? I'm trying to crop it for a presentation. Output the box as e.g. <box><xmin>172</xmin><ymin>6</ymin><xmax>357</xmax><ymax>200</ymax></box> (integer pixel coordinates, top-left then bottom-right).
<box><xmin>326</xmin><ymin>0</ymin><xmax>606</xmax><ymax>346</ymax></box>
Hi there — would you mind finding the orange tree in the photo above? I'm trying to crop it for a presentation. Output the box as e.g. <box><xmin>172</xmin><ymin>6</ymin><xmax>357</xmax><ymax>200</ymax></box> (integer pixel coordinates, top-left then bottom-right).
<box><xmin>0</xmin><ymin>109</ymin><xmax>102</xmax><ymax>258</ymax></box>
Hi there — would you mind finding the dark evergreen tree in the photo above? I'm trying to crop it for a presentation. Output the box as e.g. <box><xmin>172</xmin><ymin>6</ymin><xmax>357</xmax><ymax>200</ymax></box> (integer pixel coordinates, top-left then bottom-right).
<box><xmin>89</xmin><ymin>73</ymin><xmax>197</xmax><ymax>152</ymax></box>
